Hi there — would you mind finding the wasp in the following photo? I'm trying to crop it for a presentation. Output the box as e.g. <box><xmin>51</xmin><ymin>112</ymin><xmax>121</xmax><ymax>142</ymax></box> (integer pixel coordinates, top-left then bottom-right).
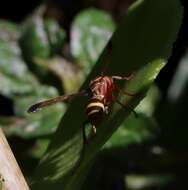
<box><xmin>28</xmin><ymin>74</ymin><xmax>135</xmax><ymax>143</ymax></box>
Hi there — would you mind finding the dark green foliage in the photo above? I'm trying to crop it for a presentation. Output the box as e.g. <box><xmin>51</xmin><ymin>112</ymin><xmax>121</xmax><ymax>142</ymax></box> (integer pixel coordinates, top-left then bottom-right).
<box><xmin>70</xmin><ymin>8</ymin><xmax>115</xmax><ymax>72</ymax></box>
<box><xmin>0</xmin><ymin>20</ymin><xmax>65</xmax><ymax>138</ymax></box>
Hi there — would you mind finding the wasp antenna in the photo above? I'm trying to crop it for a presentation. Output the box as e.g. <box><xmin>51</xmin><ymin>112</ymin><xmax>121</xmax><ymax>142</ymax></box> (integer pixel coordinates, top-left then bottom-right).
<box><xmin>27</xmin><ymin>103</ymin><xmax>42</xmax><ymax>113</ymax></box>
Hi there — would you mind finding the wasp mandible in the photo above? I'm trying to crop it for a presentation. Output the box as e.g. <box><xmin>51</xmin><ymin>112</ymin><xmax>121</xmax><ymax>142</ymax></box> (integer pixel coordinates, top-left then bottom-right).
<box><xmin>28</xmin><ymin>74</ymin><xmax>135</xmax><ymax>143</ymax></box>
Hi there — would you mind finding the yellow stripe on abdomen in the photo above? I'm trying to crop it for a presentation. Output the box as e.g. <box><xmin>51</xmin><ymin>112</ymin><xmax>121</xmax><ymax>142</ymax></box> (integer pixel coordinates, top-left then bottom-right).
<box><xmin>86</xmin><ymin>102</ymin><xmax>105</xmax><ymax>111</ymax></box>
<box><xmin>87</xmin><ymin>109</ymin><xmax>100</xmax><ymax>116</ymax></box>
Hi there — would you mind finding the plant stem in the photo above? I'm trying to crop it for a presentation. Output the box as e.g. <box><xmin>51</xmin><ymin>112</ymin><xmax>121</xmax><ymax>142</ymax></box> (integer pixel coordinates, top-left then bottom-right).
<box><xmin>0</xmin><ymin>128</ymin><xmax>30</xmax><ymax>190</ymax></box>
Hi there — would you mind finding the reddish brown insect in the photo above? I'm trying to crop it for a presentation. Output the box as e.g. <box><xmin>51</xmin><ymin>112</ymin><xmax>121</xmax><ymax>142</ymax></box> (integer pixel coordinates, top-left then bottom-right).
<box><xmin>28</xmin><ymin>74</ymin><xmax>135</xmax><ymax>143</ymax></box>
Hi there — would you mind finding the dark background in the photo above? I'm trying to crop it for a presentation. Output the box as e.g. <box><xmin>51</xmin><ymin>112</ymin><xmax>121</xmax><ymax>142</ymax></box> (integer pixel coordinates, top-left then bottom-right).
<box><xmin>0</xmin><ymin>0</ymin><xmax>187</xmax><ymax>101</ymax></box>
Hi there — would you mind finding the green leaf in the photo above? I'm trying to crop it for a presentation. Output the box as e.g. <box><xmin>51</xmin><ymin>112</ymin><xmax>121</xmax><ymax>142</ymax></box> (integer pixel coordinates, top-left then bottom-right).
<box><xmin>44</xmin><ymin>19</ymin><xmax>66</xmax><ymax>55</ymax></box>
<box><xmin>0</xmin><ymin>20</ymin><xmax>65</xmax><ymax>138</ymax></box>
<box><xmin>12</xmin><ymin>87</ymin><xmax>65</xmax><ymax>138</ymax></box>
<box><xmin>19</xmin><ymin>8</ymin><xmax>50</xmax><ymax>60</ymax></box>
<box><xmin>105</xmin><ymin>86</ymin><xmax>160</xmax><ymax>148</ymax></box>
<box><xmin>135</xmin><ymin>85</ymin><xmax>160</xmax><ymax>117</ymax></box>
<box><xmin>33</xmin><ymin>57</ymin><xmax>83</xmax><ymax>94</ymax></box>
<box><xmin>32</xmin><ymin>0</ymin><xmax>183</xmax><ymax>189</ymax></box>
<box><xmin>70</xmin><ymin>8</ymin><xmax>115</xmax><ymax>72</ymax></box>
<box><xmin>0</xmin><ymin>85</ymin><xmax>65</xmax><ymax>138</ymax></box>
<box><xmin>19</xmin><ymin>7</ymin><xmax>67</xmax><ymax>79</ymax></box>
<box><xmin>105</xmin><ymin>114</ymin><xmax>157</xmax><ymax>148</ymax></box>
<box><xmin>0</xmin><ymin>21</ymin><xmax>36</xmax><ymax>97</ymax></box>
<box><xmin>0</xmin><ymin>20</ymin><xmax>18</xmax><ymax>41</ymax></box>
<box><xmin>19</xmin><ymin>7</ymin><xmax>66</xmax><ymax>61</ymax></box>
<box><xmin>29</xmin><ymin>138</ymin><xmax>50</xmax><ymax>159</ymax></box>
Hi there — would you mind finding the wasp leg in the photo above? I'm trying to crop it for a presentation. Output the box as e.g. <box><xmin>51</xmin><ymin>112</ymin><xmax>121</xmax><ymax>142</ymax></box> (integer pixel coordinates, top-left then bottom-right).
<box><xmin>92</xmin><ymin>125</ymin><xmax>97</xmax><ymax>135</ymax></box>
<box><xmin>114</xmin><ymin>84</ymin><xmax>136</xmax><ymax>96</ymax></box>
<box><xmin>116</xmin><ymin>99</ymin><xmax>138</xmax><ymax>118</ymax></box>
<box><xmin>83</xmin><ymin>121</ymin><xmax>89</xmax><ymax>144</ymax></box>
<box><xmin>112</xmin><ymin>74</ymin><xmax>137</xmax><ymax>96</ymax></box>
<box><xmin>112</xmin><ymin>73</ymin><xmax>134</xmax><ymax>81</ymax></box>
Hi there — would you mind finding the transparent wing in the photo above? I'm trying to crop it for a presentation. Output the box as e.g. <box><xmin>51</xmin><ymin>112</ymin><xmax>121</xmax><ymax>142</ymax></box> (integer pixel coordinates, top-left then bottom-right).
<box><xmin>27</xmin><ymin>90</ymin><xmax>89</xmax><ymax>113</ymax></box>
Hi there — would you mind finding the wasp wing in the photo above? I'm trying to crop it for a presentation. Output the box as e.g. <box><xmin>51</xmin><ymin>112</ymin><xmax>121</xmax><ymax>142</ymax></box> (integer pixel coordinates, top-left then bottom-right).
<box><xmin>27</xmin><ymin>90</ymin><xmax>89</xmax><ymax>113</ymax></box>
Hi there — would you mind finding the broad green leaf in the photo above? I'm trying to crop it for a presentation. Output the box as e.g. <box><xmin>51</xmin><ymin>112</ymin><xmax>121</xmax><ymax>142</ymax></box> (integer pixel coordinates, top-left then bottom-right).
<box><xmin>19</xmin><ymin>7</ymin><xmax>67</xmax><ymax>81</ymax></box>
<box><xmin>19</xmin><ymin>7</ymin><xmax>66</xmax><ymax>61</ymax></box>
<box><xmin>0</xmin><ymin>85</ymin><xmax>65</xmax><ymax>138</ymax></box>
<box><xmin>0</xmin><ymin>21</ymin><xmax>65</xmax><ymax>138</ymax></box>
<box><xmin>135</xmin><ymin>85</ymin><xmax>160</xmax><ymax>117</ymax></box>
<box><xmin>19</xmin><ymin>11</ymin><xmax>50</xmax><ymax>60</ymax></box>
<box><xmin>44</xmin><ymin>19</ymin><xmax>66</xmax><ymax>55</ymax></box>
<box><xmin>0</xmin><ymin>20</ymin><xmax>18</xmax><ymax>40</ymax></box>
<box><xmin>32</xmin><ymin>0</ymin><xmax>182</xmax><ymax>189</ymax></box>
<box><xmin>29</xmin><ymin>138</ymin><xmax>50</xmax><ymax>159</ymax></box>
<box><xmin>11</xmin><ymin>87</ymin><xmax>65</xmax><ymax>138</ymax></box>
<box><xmin>34</xmin><ymin>57</ymin><xmax>83</xmax><ymax>94</ymax></box>
<box><xmin>105</xmin><ymin>86</ymin><xmax>160</xmax><ymax>148</ymax></box>
<box><xmin>105</xmin><ymin>114</ymin><xmax>157</xmax><ymax>148</ymax></box>
<box><xmin>70</xmin><ymin>8</ymin><xmax>115</xmax><ymax>72</ymax></box>
<box><xmin>0</xmin><ymin>21</ymin><xmax>37</xmax><ymax>97</ymax></box>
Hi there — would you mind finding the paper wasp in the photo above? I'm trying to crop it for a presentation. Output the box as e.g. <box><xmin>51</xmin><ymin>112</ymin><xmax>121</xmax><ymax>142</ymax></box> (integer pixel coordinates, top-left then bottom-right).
<box><xmin>28</xmin><ymin>74</ymin><xmax>135</xmax><ymax>143</ymax></box>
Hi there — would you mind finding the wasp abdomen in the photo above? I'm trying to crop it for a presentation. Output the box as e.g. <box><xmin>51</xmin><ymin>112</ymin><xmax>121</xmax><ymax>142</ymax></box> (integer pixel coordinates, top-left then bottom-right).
<box><xmin>86</xmin><ymin>98</ymin><xmax>105</xmax><ymax>126</ymax></box>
